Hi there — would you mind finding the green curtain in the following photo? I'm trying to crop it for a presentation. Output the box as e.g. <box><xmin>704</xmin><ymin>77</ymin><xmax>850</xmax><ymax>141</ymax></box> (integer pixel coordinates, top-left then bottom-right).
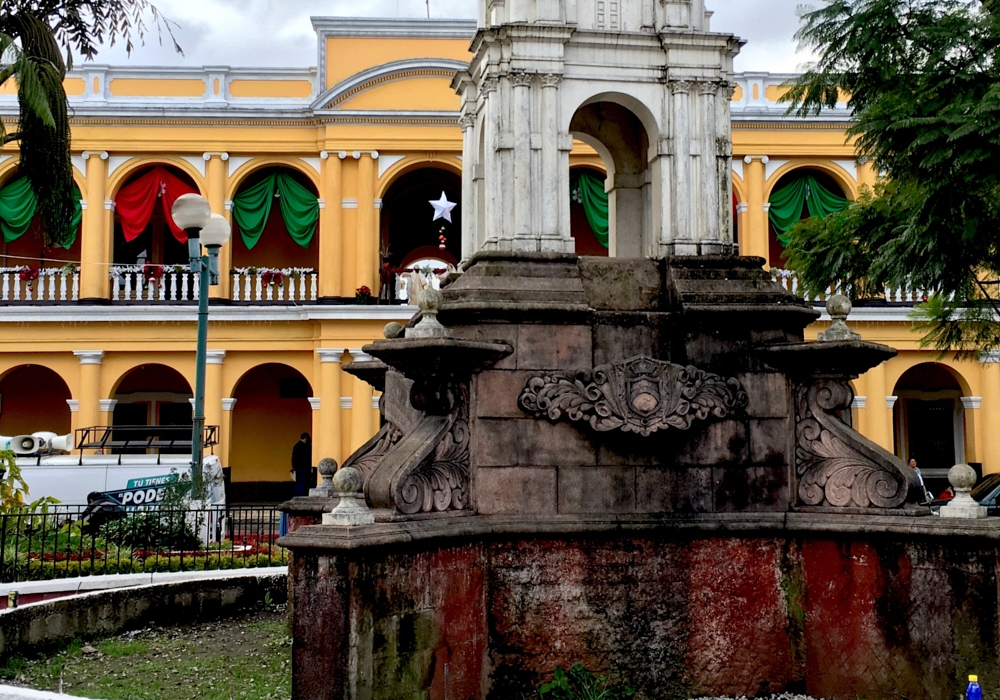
<box><xmin>0</xmin><ymin>176</ymin><xmax>82</xmax><ymax>247</ymax></box>
<box><xmin>572</xmin><ymin>171</ymin><xmax>609</xmax><ymax>248</ymax></box>
<box><xmin>231</xmin><ymin>171</ymin><xmax>319</xmax><ymax>250</ymax></box>
<box><xmin>768</xmin><ymin>172</ymin><xmax>849</xmax><ymax>246</ymax></box>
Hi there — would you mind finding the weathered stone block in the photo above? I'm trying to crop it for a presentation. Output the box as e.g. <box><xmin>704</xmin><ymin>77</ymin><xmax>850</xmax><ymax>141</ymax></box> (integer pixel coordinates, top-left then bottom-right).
<box><xmin>750</xmin><ymin>418</ymin><xmax>794</xmax><ymax>466</ymax></box>
<box><xmin>636</xmin><ymin>466</ymin><xmax>713</xmax><ymax>513</ymax></box>
<box><xmin>674</xmin><ymin>420</ymin><xmax>749</xmax><ymax>466</ymax></box>
<box><xmin>472</xmin><ymin>418</ymin><xmax>596</xmax><ymax>467</ymax></box>
<box><xmin>476</xmin><ymin>466</ymin><xmax>557</xmax><ymax>514</ymax></box>
<box><xmin>474</xmin><ymin>370</ymin><xmax>535</xmax><ymax>419</ymax></box>
<box><xmin>738</xmin><ymin>373</ymin><xmax>791</xmax><ymax>419</ymax></box>
<box><xmin>516</xmin><ymin>324</ymin><xmax>591</xmax><ymax>370</ymax></box>
<box><xmin>713</xmin><ymin>465</ymin><xmax>790</xmax><ymax>512</ymax></box>
<box><xmin>557</xmin><ymin>466</ymin><xmax>635</xmax><ymax>513</ymax></box>
<box><xmin>451</xmin><ymin>323</ymin><xmax>518</xmax><ymax>370</ymax></box>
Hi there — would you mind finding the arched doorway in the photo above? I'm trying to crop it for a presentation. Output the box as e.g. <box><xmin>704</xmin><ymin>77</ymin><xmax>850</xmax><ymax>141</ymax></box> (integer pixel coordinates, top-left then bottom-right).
<box><xmin>892</xmin><ymin>363</ymin><xmax>968</xmax><ymax>495</ymax></box>
<box><xmin>0</xmin><ymin>366</ymin><xmax>72</xmax><ymax>436</ymax></box>
<box><xmin>0</xmin><ymin>171</ymin><xmax>82</xmax><ymax>301</ymax></box>
<box><xmin>230</xmin><ymin>167</ymin><xmax>319</xmax><ymax>302</ymax></box>
<box><xmin>229</xmin><ymin>363</ymin><xmax>312</xmax><ymax>502</ymax></box>
<box><xmin>570</xmin><ymin>167</ymin><xmax>609</xmax><ymax>257</ymax></box>
<box><xmin>379</xmin><ymin>166</ymin><xmax>461</xmax><ymax>303</ymax></box>
<box><xmin>569</xmin><ymin>98</ymin><xmax>654</xmax><ymax>257</ymax></box>
<box><xmin>112</xmin><ymin>364</ymin><xmax>193</xmax><ymax>454</ymax></box>
<box><xmin>766</xmin><ymin>168</ymin><xmax>849</xmax><ymax>268</ymax></box>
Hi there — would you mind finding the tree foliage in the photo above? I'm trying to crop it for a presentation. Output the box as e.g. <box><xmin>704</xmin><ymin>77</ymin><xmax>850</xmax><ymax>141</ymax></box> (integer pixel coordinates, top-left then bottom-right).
<box><xmin>780</xmin><ymin>0</ymin><xmax>1000</xmax><ymax>353</ymax></box>
<box><xmin>0</xmin><ymin>1</ymin><xmax>178</xmax><ymax>247</ymax></box>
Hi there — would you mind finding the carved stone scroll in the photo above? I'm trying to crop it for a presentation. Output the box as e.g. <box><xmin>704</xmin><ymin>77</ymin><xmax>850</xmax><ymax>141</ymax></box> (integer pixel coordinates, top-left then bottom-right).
<box><xmin>518</xmin><ymin>356</ymin><xmax>747</xmax><ymax>436</ymax></box>
<box><xmin>795</xmin><ymin>379</ymin><xmax>921</xmax><ymax>509</ymax></box>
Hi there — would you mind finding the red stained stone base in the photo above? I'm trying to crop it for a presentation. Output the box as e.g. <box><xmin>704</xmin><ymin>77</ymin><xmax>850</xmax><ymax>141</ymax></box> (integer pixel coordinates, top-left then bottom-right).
<box><xmin>287</xmin><ymin>531</ymin><xmax>1000</xmax><ymax>700</ymax></box>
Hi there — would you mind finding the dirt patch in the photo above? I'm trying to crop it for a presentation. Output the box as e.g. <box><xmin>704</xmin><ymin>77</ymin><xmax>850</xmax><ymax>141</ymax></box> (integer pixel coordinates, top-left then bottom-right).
<box><xmin>1</xmin><ymin>604</ymin><xmax>291</xmax><ymax>699</ymax></box>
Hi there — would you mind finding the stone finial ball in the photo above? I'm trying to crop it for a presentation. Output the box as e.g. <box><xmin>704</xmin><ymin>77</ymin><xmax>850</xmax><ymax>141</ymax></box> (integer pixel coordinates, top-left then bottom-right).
<box><xmin>416</xmin><ymin>287</ymin><xmax>443</xmax><ymax>313</ymax></box>
<box><xmin>948</xmin><ymin>463</ymin><xmax>977</xmax><ymax>490</ymax></box>
<box><xmin>333</xmin><ymin>466</ymin><xmax>363</xmax><ymax>494</ymax></box>
<box><xmin>384</xmin><ymin>321</ymin><xmax>403</xmax><ymax>339</ymax></box>
<box><xmin>826</xmin><ymin>294</ymin><xmax>852</xmax><ymax>318</ymax></box>
<box><xmin>318</xmin><ymin>457</ymin><xmax>338</xmax><ymax>478</ymax></box>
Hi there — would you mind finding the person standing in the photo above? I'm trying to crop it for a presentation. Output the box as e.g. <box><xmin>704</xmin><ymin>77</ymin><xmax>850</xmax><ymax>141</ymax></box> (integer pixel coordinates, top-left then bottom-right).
<box><xmin>908</xmin><ymin>457</ymin><xmax>933</xmax><ymax>502</ymax></box>
<box><xmin>290</xmin><ymin>433</ymin><xmax>313</xmax><ymax>498</ymax></box>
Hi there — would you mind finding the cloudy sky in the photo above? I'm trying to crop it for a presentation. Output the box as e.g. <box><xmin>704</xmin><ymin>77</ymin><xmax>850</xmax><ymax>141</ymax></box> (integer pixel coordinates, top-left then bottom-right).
<box><xmin>92</xmin><ymin>0</ymin><xmax>814</xmax><ymax>73</ymax></box>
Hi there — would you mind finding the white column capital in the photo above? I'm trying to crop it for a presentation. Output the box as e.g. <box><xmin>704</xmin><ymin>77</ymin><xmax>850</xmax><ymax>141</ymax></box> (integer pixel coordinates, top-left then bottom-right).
<box><xmin>981</xmin><ymin>351</ymin><xmax>1000</xmax><ymax>364</ymax></box>
<box><xmin>961</xmin><ymin>396</ymin><xmax>983</xmax><ymax>410</ymax></box>
<box><xmin>206</xmin><ymin>350</ymin><xmax>227</xmax><ymax>365</ymax></box>
<box><xmin>66</xmin><ymin>399</ymin><xmax>79</xmax><ymax>413</ymax></box>
<box><xmin>743</xmin><ymin>155</ymin><xmax>769</xmax><ymax>164</ymax></box>
<box><xmin>202</xmin><ymin>152</ymin><xmax>229</xmax><ymax>161</ymax></box>
<box><xmin>82</xmin><ymin>151</ymin><xmax>109</xmax><ymax>161</ymax></box>
<box><xmin>851</xmin><ymin>396</ymin><xmax>867</xmax><ymax>409</ymax></box>
<box><xmin>371</xmin><ymin>396</ymin><xmax>381</xmax><ymax>409</ymax></box>
<box><xmin>348</xmin><ymin>349</ymin><xmax>372</xmax><ymax>363</ymax></box>
<box><xmin>886</xmin><ymin>396</ymin><xmax>899</xmax><ymax>409</ymax></box>
<box><xmin>222</xmin><ymin>398</ymin><xmax>237</xmax><ymax>411</ymax></box>
<box><xmin>99</xmin><ymin>399</ymin><xmax>118</xmax><ymax>412</ymax></box>
<box><xmin>317</xmin><ymin>348</ymin><xmax>345</xmax><ymax>363</ymax></box>
<box><xmin>308</xmin><ymin>397</ymin><xmax>322</xmax><ymax>410</ymax></box>
<box><xmin>340</xmin><ymin>397</ymin><xmax>353</xmax><ymax>410</ymax></box>
<box><xmin>74</xmin><ymin>350</ymin><xmax>105</xmax><ymax>365</ymax></box>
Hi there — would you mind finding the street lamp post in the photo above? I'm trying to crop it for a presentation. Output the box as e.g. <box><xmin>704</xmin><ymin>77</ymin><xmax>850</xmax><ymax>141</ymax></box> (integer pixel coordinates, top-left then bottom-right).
<box><xmin>171</xmin><ymin>194</ymin><xmax>231</xmax><ymax>489</ymax></box>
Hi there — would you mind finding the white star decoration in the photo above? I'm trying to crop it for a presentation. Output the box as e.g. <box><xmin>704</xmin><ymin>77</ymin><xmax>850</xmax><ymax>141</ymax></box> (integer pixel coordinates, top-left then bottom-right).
<box><xmin>429</xmin><ymin>191</ymin><xmax>457</xmax><ymax>223</ymax></box>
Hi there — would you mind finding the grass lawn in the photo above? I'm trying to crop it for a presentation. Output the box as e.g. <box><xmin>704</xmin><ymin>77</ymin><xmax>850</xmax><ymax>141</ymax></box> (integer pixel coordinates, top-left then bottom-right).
<box><xmin>0</xmin><ymin>605</ymin><xmax>291</xmax><ymax>699</ymax></box>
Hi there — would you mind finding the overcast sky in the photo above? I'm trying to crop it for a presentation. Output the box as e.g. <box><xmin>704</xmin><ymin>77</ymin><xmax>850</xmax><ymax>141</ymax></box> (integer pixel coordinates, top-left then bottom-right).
<box><xmin>90</xmin><ymin>0</ymin><xmax>813</xmax><ymax>73</ymax></box>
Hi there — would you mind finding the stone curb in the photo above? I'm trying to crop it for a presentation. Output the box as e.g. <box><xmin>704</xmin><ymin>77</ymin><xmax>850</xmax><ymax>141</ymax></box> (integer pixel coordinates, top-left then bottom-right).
<box><xmin>0</xmin><ymin>566</ymin><xmax>288</xmax><ymax>597</ymax></box>
<box><xmin>0</xmin><ymin>686</ymin><xmax>101</xmax><ymax>699</ymax></box>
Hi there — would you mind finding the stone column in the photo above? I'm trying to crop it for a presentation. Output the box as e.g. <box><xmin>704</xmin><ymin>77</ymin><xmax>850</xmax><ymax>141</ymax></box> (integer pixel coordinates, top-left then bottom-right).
<box><xmin>73</xmin><ymin>351</ymin><xmax>104</xmax><ymax>438</ymax></box>
<box><xmin>980</xmin><ymin>354</ymin><xmax>1000</xmax><ymax>473</ymax></box>
<box><xmin>735</xmin><ymin>202</ymin><xmax>749</xmax><ymax>255</ymax></box>
<box><xmin>356</xmin><ymin>152</ymin><xmax>377</xmax><ymax>293</ymax></box>
<box><xmin>670</xmin><ymin>81</ymin><xmax>693</xmax><ymax>251</ymax></box>
<box><xmin>744</xmin><ymin>155</ymin><xmax>769</xmax><ymax>263</ymax></box>
<box><xmin>80</xmin><ymin>152</ymin><xmax>109</xmax><ymax>301</ymax></box>
<box><xmin>205</xmin><ymin>153</ymin><xmax>230</xmax><ymax>300</ymax></box>
<box><xmin>205</xmin><ymin>350</ymin><xmax>225</xmax><ymax>449</ymax></box>
<box><xmin>540</xmin><ymin>74</ymin><xmax>561</xmax><ymax>240</ymax></box>
<box><xmin>341</xmin><ymin>153</ymin><xmax>359</xmax><ymax>296</ymax></box>
<box><xmin>347</xmin><ymin>349</ymin><xmax>374</xmax><ymax>452</ymax></box>
<box><xmin>961</xmin><ymin>396</ymin><xmax>983</xmax><ymax>465</ymax></box>
<box><xmin>511</xmin><ymin>71</ymin><xmax>533</xmax><ymax>246</ymax></box>
<box><xmin>459</xmin><ymin>113</ymin><xmax>477</xmax><ymax>261</ymax></box>
<box><xmin>859</xmin><ymin>362</ymin><xmax>893</xmax><ymax>452</ymax></box>
<box><xmin>99</xmin><ymin>399</ymin><xmax>118</xmax><ymax>426</ymax></box>
<box><xmin>319</xmin><ymin>152</ymin><xmax>344</xmax><ymax>299</ymax></box>
<box><xmin>317</xmin><ymin>349</ymin><xmax>344</xmax><ymax>465</ymax></box>
<box><xmin>482</xmin><ymin>78</ymin><xmax>501</xmax><ymax>251</ymax></box>
<box><xmin>308</xmin><ymin>397</ymin><xmax>322</xmax><ymax>480</ymax></box>
<box><xmin>699</xmin><ymin>82</ymin><xmax>721</xmax><ymax>250</ymax></box>
<box><xmin>221</xmin><ymin>398</ymin><xmax>236</xmax><ymax>469</ymax></box>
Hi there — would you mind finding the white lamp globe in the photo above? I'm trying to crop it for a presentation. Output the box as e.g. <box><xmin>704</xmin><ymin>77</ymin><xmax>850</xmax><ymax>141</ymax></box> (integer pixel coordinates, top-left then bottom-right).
<box><xmin>200</xmin><ymin>213</ymin><xmax>231</xmax><ymax>247</ymax></box>
<box><xmin>171</xmin><ymin>193</ymin><xmax>212</xmax><ymax>231</ymax></box>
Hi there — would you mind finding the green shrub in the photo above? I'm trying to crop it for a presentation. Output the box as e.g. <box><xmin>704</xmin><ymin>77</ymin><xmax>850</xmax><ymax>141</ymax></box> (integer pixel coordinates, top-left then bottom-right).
<box><xmin>538</xmin><ymin>664</ymin><xmax>635</xmax><ymax>700</ymax></box>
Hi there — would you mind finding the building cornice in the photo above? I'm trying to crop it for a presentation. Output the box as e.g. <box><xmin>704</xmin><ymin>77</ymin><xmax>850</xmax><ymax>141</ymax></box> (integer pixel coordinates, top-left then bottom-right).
<box><xmin>310</xmin><ymin>17</ymin><xmax>477</xmax><ymax>38</ymax></box>
<box><xmin>0</xmin><ymin>304</ymin><xmax>416</xmax><ymax>324</ymax></box>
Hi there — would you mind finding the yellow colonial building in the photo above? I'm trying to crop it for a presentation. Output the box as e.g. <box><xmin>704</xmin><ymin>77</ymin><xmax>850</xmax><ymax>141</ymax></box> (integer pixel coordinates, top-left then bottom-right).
<box><xmin>0</xmin><ymin>17</ymin><xmax>989</xmax><ymax>500</ymax></box>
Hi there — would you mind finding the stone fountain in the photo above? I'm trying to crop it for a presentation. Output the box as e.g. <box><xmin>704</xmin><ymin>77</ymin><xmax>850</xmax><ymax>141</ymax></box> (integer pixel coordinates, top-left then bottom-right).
<box><xmin>279</xmin><ymin>2</ymin><xmax>1000</xmax><ymax>698</ymax></box>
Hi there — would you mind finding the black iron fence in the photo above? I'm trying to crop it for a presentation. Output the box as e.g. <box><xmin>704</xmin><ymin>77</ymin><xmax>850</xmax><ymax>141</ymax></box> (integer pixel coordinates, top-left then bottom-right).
<box><xmin>0</xmin><ymin>504</ymin><xmax>287</xmax><ymax>583</ymax></box>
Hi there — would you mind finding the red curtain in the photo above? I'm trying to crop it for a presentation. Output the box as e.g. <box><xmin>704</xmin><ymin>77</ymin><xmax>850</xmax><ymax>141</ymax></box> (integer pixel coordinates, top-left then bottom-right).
<box><xmin>115</xmin><ymin>166</ymin><xmax>198</xmax><ymax>243</ymax></box>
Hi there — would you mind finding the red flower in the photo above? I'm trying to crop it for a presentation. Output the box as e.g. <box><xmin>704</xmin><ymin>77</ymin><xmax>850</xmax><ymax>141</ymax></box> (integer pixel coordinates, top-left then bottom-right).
<box><xmin>356</xmin><ymin>285</ymin><xmax>371</xmax><ymax>296</ymax></box>
<box><xmin>262</xmin><ymin>270</ymin><xmax>284</xmax><ymax>287</ymax></box>
<box><xmin>18</xmin><ymin>265</ymin><xmax>39</xmax><ymax>282</ymax></box>
<box><xmin>142</xmin><ymin>264</ymin><xmax>163</xmax><ymax>281</ymax></box>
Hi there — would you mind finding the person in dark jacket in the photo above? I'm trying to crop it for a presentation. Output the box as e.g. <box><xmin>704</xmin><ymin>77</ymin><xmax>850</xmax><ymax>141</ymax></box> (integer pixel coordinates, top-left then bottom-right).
<box><xmin>80</xmin><ymin>491</ymin><xmax>125</xmax><ymax>536</ymax></box>
<box><xmin>290</xmin><ymin>433</ymin><xmax>313</xmax><ymax>497</ymax></box>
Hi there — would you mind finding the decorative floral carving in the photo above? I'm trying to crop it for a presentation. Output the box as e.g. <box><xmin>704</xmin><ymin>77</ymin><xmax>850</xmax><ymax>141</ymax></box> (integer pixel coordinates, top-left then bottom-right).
<box><xmin>795</xmin><ymin>379</ymin><xmax>914</xmax><ymax>509</ymax></box>
<box><xmin>396</xmin><ymin>418</ymin><xmax>469</xmax><ymax>514</ymax></box>
<box><xmin>342</xmin><ymin>422</ymin><xmax>403</xmax><ymax>483</ymax></box>
<box><xmin>518</xmin><ymin>356</ymin><xmax>747</xmax><ymax>437</ymax></box>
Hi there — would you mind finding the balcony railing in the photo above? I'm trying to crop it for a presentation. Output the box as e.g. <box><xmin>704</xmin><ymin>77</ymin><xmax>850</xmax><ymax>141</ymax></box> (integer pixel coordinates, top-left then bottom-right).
<box><xmin>231</xmin><ymin>267</ymin><xmax>317</xmax><ymax>303</ymax></box>
<box><xmin>1</xmin><ymin>266</ymin><xmax>80</xmax><ymax>302</ymax></box>
<box><xmin>771</xmin><ymin>268</ymin><xmax>932</xmax><ymax>305</ymax></box>
<box><xmin>110</xmin><ymin>265</ymin><xmax>200</xmax><ymax>302</ymax></box>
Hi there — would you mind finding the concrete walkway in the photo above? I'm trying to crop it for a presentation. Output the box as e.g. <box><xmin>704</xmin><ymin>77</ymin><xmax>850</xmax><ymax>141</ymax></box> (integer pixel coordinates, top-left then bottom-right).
<box><xmin>0</xmin><ymin>686</ymin><xmax>100</xmax><ymax>699</ymax></box>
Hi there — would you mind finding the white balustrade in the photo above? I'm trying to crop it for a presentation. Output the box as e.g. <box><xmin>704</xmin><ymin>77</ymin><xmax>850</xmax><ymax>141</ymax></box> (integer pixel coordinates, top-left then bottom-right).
<box><xmin>109</xmin><ymin>266</ymin><xmax>199</xmax><ymax>302</ymax></box>
<box><xmin>0</xmin><ymin>267</ymin><xmax>80</xmax><ymax>302</ymax></box>
<box><xmin>771</xmin><ymin>268</ymin><xmax>931</xmax><ymax>306</ymax></box>
<box><xmin>230</xmin><ymin>268</ymin><xmax>318</xmax><ymax>303</ymax></box>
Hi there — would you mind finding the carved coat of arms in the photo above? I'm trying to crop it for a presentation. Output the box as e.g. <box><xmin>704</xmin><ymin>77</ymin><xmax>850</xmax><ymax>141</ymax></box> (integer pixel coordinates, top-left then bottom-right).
<box><xmin>518</xmin><ymin>356</ymin><xmax>747</xmax><ymax>436</ymax></box>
